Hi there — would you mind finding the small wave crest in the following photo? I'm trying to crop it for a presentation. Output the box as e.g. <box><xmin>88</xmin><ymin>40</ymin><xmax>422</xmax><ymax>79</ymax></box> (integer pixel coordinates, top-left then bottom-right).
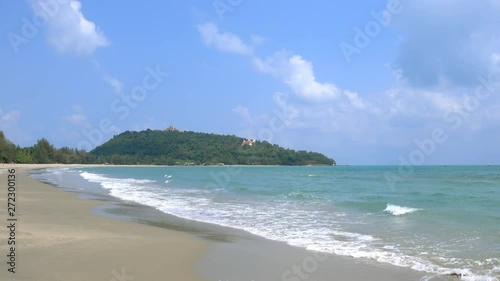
<box><xmin>80</xmin><ymin>172</ymin><xmax>156</xmax><ymax>189</ymax></box>
<box><xmin>164</xmin><ymin>174</ymin><xmax>173</xmax><ymax>184</ymax></box>
<box><xmin>286</xmin><ymin>191</ymin><xmax>319</xmax><ymax>200</ymax></box>
<box><xmin>384</xmin><ymin>204</ymin><xmax>421</xmax><ymax>216</ymax></box>
<box><xmin>43</xmin><ymin>167</ymin><xmax>72</xmax><ymax>174</ymax></box>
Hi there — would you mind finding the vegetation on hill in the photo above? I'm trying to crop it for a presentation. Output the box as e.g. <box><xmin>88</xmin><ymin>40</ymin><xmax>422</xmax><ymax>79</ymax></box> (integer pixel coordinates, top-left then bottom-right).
<box><xmin>0</xmin><ymin>130</ymin><xmax>335</xmax><ymax>166</ymax></box>
<box><xmin>90</xmin><ymin>129</ymin><xmax>335</xmax><ymax>165</ymax></box>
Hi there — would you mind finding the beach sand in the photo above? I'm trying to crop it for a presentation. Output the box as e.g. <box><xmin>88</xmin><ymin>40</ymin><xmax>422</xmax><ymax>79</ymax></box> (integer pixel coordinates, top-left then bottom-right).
<box><xmin>0</xmin><ymin>166</ymin><xmax>207</xmax><ymax>281</ymax></box>
<box><xmin>0</xmin><ymin>165</ymin><xmax>432</xmax><ymax>281</ymax></box>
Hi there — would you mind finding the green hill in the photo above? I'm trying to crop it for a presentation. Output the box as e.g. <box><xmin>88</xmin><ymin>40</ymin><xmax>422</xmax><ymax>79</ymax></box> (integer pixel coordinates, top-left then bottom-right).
<box><xmin>90</xmin><ymin>129</ymin><xmax>335</xmax><ymax>166</ymax></box>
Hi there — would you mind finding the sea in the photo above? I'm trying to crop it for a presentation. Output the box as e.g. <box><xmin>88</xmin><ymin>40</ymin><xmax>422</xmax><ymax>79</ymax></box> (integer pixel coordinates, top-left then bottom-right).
<box><xmin>32</xmin><ymin>166</ymin><xmax>500</xmax><ymax>280</ymax></box>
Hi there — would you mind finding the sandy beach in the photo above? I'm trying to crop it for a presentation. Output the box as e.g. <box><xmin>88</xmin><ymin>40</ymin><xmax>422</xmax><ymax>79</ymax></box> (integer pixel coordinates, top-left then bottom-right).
<box><xmin>0</xmin><ymin>166</ymin><xmax>207</xmax><ymax>281</ymax></box>
<box><xmin>0</xmin><ymin>165</ymin><xmax>433</xmax><ymax>281</ymax></box>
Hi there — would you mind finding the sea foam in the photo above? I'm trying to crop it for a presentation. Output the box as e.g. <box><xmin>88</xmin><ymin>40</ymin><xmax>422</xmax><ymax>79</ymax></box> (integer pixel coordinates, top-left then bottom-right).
<box><xmin>71</xmin><ymin>167</ymin><xmax>499</xmax><ymax>281</ymax></box>
<box><xmin>384</xmin><ymin>204</ymin><xmax>421</xmax><ymax>216</ymax></box>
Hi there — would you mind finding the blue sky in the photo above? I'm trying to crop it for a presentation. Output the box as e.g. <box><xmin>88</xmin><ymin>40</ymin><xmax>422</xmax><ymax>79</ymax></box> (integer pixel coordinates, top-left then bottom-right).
<box><xmin>1</xmin><ymin>0</ymin><xmax>500</xmax><ymax>165</ymax></box>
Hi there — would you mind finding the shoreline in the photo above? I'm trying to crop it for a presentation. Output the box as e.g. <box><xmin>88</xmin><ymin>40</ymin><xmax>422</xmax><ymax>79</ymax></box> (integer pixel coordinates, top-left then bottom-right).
<box><xmin>1</xmin><ymin>163</ymin><xmax>335</xmax><ymax>168</ymax></box>
<box><xmin>1</xmin><ymin>165</ymin><xmax>441</xmax><ymax>280</ymax></box>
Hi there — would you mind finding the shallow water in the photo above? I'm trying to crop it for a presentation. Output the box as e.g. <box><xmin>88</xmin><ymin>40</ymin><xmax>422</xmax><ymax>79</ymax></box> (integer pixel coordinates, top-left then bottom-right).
<box><xmin>33</xmin><ymin>166</ymin><xmax>500</xmax><ymax>280</ymax></box>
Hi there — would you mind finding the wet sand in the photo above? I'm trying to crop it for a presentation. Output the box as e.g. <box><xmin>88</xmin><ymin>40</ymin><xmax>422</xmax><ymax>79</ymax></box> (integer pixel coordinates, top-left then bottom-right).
<box><xmin>0</xmin><ymin>167</ymin><xmax>207</xmax><ymax>281</ymax></box>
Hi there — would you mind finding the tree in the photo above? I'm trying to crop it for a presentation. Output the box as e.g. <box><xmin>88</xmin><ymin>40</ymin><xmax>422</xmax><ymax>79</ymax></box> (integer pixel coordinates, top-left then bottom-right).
<box><xmin>15</xmin><ymin>147</ymin><xmax>33</xmax><ymax>163</ymax></box>
<box><xmin>33</xmin><ymin>138</ymin><xmax>56</xmax><ymax>164</ymax></box>
<box><xmin>0</xmin><ymin>131</ymin><xmax>16</xmax><ymax>163</ymax></box>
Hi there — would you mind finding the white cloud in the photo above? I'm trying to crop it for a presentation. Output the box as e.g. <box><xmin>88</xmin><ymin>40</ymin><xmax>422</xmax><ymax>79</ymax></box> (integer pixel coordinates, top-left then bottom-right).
<box><xmin>251</xmin><ymin>35</ymin><xmax>265</xmax><ymax>46</ymax></box>
<box><xmin>196</xmin><ymin>25</ymin><xmax>342</xmax><ymax>102</ymax></box>
<box><xmin>423</xmin><ymin>92</ymin><xmax>463</xmax><ymax>114</ymax></box>
<box><xmin>194</xmin><ymin>3</ymin><xmax>500</xmax><ymax>163</ymax></box>
<box><xmin>0</xmin><ymin>110</ymin><xmax>21</xmax><ymax>129</ymax></box>
<box><xmin>272</xmin><ymin>93</ymin><xmax>301</xmax><ymax>128</ymax></box>
<box><xmin>197</xmin><ymin>22</ymin><xmax>252</xmax><ymax>55</ymax></box>
<box><xmin>253</xmin><ymin>51</ymin><xmax>341</xmax><ymax>102</ymax></box>
<box><xmin>492</xmin><ymin>53</ymin><xmax>500</xmax><ymax>66</ymax></box>
<box><xmin>344</xmin><ymin>89</ymin><xmax>380</xmax><ymax>115</ymax></box>
<box><xmin>345</xmin><ymin>91</ymin><xmax>363</xmax><ymax>110</ymax></box>
<box><xmin>64</xmin><ymin>105</ymin><xmax>90</xmax><ymax>128</ymax></box>
<box><xmin>32</xmin><ymin>0</ymin><xmax>109</xmax><ymax>56</ymax></box>
<box><xmin>392</xmin><ymin>0</ymin><xmax>500</xmax><ymax>89</ymax></box>
<box><xmin>1</xmin><ymin>111</ymin><xmax>20</xmax><ymax>122</ymax></box>
<box><xmin>232</xmin><ymin>105</ymin><xmax>253</xmax><ymax>125</ymax></box>
<box><xmin>102</xmin><ymin>75</ymin><xmax>123</xmax><ymax>94</ymax></box>
<box><xmin>92</xmin><ymin>60</ymin><xmax>101</xmax><ymax>69</ymax></box>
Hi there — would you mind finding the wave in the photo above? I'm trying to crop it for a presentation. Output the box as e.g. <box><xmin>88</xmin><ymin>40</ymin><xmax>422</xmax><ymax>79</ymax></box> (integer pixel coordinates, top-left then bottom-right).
<box><xmin>43</xmin><ymin>167</ymin><xmax>72</xmax><ymax>174</ymax></box>
<box><xmin>80</xmin><ymin>172</ymin><xmax>158</xmax><ymax>199</ymax></box>
<box><xmin>286</xmin><ymin>191</ymin><xmax>320</xmax><ymax>200</ymax></box>
<box><xmin>384</xmin><ymin>204</ymin><xmax>421</xmax><ymax>216</ymax></box>
<box><xmin>329</xmin><ymin>230</ymin><xmax>378</xmax><ymax>242</ymax></box>
<box><xmin>80</xmin><ymin>172</ymin><xmax>156</xmax><ymax>185</ymax></box>
<box><xmin>75</xmin><ymin>170</ymin><xmax>497</xmax><ymax>280</ymax></box>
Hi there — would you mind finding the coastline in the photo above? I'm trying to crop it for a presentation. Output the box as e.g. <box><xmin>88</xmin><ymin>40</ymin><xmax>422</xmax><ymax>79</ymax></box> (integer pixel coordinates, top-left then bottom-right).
<box><xmin>0</xmin><ymin>165</ymin><xmax>435</xmax><ymax>281</ymax></box>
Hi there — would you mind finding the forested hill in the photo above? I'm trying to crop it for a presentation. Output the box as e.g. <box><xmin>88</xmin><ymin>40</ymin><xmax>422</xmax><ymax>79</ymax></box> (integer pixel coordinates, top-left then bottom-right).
<box><xmin>90</xmin><ymin>129</ymin><xmax>335</xmax><ymax>166</ymax></box>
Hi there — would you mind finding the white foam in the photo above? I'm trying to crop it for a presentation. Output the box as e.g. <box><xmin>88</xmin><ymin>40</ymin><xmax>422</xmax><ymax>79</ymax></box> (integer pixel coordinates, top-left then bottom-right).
<box><xmin>77</xmin><ymin>171</ymin><xmax>497</xmax><ymax>280</ymax></box>
<box><xmin>80</xmin><ymin>172</ymin><xmax>155</xmax><ymax>185</ymax></box>
<box><xmin>384</xmin><ymin>203</ymin><xmax>421</xmax><ymax>216</ymax></box>
<box><xmin>330</xmin><ymin>230</ymin><xmax>378</xmax><ymax>241</ymax></box>
<box><xmin>80</xmin><ymin>172</ymin><xmax>158</xmax><ymax>202</ymax></box>
<box><xmin>43</xmin><ymin>167</ymin><xmax>71</xmax><ymax>175</ymax></box>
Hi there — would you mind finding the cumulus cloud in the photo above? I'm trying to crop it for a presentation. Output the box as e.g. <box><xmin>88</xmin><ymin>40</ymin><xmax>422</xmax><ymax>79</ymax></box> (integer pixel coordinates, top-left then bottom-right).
<box><xmin>196</xmin><ymin>3</ymin><xmax>500</xmax><ymax>163</ymax></box>
<box><xmin>196</xmin><ymin>24</ymin><xmax>344</xmax><ymax>102</ymax></box>
<box><xmin>197</xmin><ymin>22</ymin><xmax>252</xmax><ymax>55</ymax></box>
<box><xmin>392</xmin><ymin>0</ymin><xmax>500</xmax><ymax>89</ymax></box>
<box><xmin>64</xmin><ymin>105</ymin><xmax>90</xmax><ymax>128</ymax></box>
<box><xmin>195</xmin><ymin>22</ymin><xmax>385</xmax><ymax>146</ymax></box>
<box><xmin>31</xmin><ymin>0</ymin><xmax>109</xmax><ymax>56</ymax></box>
<box><xmin>253</xmin><ymin>51</ymin><xmax>382</xmax><ymax>115</ymax></box>
<box><xmin>0</xmin><ymin>110</ymin><xmax>21</xmax><ymax>129</ymax></box>
<box><xmin>232</xmin><ymin>105</ymin><xmax>253</xmax><ymax>125</ymax></box>
<box><xmin>253</xmin><ymin>51</ymin><xmax>341</xmax><ymax>102</ymax></box>
<box><xmin>1</xmin><ymin>111</ymin><xmax>20</xmax><ymax>122</ymax></box>
<box><xmin>102</xmin><ymin>75</ymin><xmax>124</xmax><ymax>94</ymax></box>
<box><xmin>196</xmin><ymin>25</ymin><xmax>381</xmax><ymax>132</ymax></box>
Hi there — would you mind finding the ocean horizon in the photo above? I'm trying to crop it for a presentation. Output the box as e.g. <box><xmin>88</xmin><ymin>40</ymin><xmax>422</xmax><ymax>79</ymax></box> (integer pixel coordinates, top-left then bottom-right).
<box><xmin>33</xmin><ymin>165</ymin><xmax>500</xmax><ymax>280</ymax></box>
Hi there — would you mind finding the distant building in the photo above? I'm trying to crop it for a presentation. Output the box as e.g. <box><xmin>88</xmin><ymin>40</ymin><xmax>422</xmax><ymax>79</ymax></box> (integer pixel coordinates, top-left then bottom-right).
<box><xmin>241</xmin><ymin>139</ymin><xmax>256</xmax><ymax>146</ymax></box>
<box><xmin>165</xmin><ymin>123</ymin><xmax>180</xmax><ymax>132</ymax></box>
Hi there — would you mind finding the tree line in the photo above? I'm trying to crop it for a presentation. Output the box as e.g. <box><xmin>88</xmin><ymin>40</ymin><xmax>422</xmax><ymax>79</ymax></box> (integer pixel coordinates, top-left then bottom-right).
<box><xmin>0</xmin><ymin>131</ymin><xmax>91</xmax><ymax>164</ymax></box>
<box><xmin>0</xmin><ymin>130</ymin><xmax>336</xmax><ymax>166</ymax></box>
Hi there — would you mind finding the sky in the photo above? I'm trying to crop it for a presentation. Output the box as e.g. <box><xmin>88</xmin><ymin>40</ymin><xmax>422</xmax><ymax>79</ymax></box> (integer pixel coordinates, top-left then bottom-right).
<box><xmin>1</xmin><ymin>0</ymin><xmax>500</xmax><ymax>165</ymax></box>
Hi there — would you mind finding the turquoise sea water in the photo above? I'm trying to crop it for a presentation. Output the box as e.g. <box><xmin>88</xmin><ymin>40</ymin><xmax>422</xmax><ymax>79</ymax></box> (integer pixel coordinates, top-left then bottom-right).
<box><xmin>35</xmin><ymin>166</ymin><xmax>500</xmax><ymax>280</ymax></box>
